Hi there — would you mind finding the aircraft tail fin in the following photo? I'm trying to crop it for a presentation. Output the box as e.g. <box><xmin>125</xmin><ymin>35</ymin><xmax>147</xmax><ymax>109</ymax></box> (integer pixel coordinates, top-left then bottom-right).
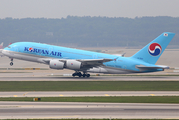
<box><xmin>0</xmin><ymin>42</ymin><xmax>3</xmax><ymax>49</ymax></box>
<box><xmin>131</xmin><ymin>32</ymin><xmax>175</xmax><ymax>64</ymax></box>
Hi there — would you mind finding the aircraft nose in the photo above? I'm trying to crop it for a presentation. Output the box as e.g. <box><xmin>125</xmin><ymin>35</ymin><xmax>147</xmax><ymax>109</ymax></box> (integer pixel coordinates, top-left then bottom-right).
<box><xmin>1</xmin><ymin>49</ymin><xmax>6</xmax><ymax>55</ymax></box>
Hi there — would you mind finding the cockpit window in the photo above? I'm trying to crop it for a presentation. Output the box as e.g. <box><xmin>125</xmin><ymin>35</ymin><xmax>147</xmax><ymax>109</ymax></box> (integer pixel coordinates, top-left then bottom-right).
<box><xmin>8</xmin><ymin>44</ymin><xmax>13</xmax><ymax>48</ymax></box>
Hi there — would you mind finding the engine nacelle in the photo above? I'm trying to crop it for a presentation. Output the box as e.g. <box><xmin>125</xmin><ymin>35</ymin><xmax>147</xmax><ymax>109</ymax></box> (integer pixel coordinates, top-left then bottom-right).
<box><xmin>66</xmin><ymin>60</ymin><xmax>81</xmax><ymax>70</ymax></box>
<box><xmin>49</xmin><ymin>60</ymin><xmax>64</xmax><ymax>69</ymax></box>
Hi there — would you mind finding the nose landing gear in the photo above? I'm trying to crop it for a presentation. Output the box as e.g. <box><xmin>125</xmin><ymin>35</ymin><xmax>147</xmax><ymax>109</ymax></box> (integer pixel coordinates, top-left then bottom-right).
<box><xmin>10</xmin><ymin>58</ymin><xmax>13</xmax><ymax>66</ymax></box>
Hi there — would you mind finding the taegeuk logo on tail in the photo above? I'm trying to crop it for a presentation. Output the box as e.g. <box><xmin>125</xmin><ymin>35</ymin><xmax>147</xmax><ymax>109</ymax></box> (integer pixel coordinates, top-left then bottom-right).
<box><xmin>148</xmin><ymin>43</ymin><xmax>162</xmax><ymax>56</ymax></box>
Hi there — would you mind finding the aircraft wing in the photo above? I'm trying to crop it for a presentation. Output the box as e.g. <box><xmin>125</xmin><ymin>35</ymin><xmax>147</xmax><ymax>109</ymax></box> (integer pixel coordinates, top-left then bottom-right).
<box><xmin>39</xmin><ymin>58</ymin><xmax>113</xmax><ymax>69</ymax></box>
<box><xmin>112</xmin><ymin>53</ymin><xmax>126</xmax><ymax>57</ymax></box>
<box><xmin>77</xmin><ymin>59</ymin><xmax>112</xmax><ymax>65</ymax></box>
<box><xmin>136</xmin><ymin>65</ymin><xmax>169</xmax><ymax>71</ymax></box>
<box><xmin>76</xmin><ymin>59</ymin><xmax>113</xmax><ymax>69</ymax></box>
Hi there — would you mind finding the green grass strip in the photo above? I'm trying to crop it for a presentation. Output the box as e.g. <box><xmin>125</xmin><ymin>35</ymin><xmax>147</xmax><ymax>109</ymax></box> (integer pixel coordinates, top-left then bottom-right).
<box><xmin>1</xmin><ymin>81</ymin><xmax>179</xmax><ymax>91</ymax></box>
<box><xmin>4</xmin><ymin>119</ymin><xmax>178</xmax><ymax>120</ymax></box>
<box><xmin>1</xmin><ymin>96</ymin><xmax>179</xmax><ymax>103</ymax></box>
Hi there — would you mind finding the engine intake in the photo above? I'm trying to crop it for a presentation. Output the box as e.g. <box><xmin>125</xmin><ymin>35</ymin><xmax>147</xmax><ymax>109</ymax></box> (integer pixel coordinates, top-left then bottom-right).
<box><xmin>49</xmin><ymin>60</ymin><xmax>64</xmax><ymax>69</ymax></box>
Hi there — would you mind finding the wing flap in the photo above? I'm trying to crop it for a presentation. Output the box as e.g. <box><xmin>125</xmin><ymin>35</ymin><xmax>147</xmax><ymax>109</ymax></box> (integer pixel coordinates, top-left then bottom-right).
<box><xmin>77</xmin><ymin>59</ymin><xmax>112</xmax><ymax>65</ymax></box>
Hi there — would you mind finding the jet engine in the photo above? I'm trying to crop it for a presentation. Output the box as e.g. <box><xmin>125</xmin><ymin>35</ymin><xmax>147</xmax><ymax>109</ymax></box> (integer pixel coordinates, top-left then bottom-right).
<box><xmin>49</xmin><ymin>60</ymin><xmax>64</xmax><ymax>69</ymax></box>
<box><xmin>66</xmin><ymin>60</ymin><xmax>81</xmax><ymax>70</ymax></box>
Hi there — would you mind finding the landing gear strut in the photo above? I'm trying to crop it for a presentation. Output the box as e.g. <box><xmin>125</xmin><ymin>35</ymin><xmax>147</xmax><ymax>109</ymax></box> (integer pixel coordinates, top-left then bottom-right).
<box><xmin>72</xmin><ymin>71</ymin><xmax>90</xmax><ymax>78</ymax></box>
<box><xmin>10</xmin><ymin>58</ymin><xmax>13</xmax><ymax>66</ymax></box>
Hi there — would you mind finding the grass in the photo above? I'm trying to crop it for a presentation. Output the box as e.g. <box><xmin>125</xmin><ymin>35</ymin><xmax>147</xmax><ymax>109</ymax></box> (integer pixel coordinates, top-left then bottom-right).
<box><xmin>4</xmin><ymin>119</ymin><xmax>177</xmax><ymax>120</ymax></box>
<box><xmin>1</xmin><ymin>81</ymin><xmax>179</xmax><ymax>91</ymax></box>
<box><xmin>1</xmin><ymin>96</ymin><xmax>179</xmax><ymax>103</ymax></box>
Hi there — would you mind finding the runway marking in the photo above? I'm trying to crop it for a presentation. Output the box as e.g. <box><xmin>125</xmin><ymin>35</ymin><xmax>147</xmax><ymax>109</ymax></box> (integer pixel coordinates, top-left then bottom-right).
<box><xmin>59</xmin><ymin>95</ymin><xmax>64</xmax><ymax>96</ymax></box>
<box><xmin>36</xmin><ymin>115</ymin><xmax>79</xmax><ymax>119</ymax></box>
<box><xmin>150</xmin><ymin>94</ymin><xmax>155</xmax><ymax>96</ymax></box>
<box><xmin>23</xmin><ymin>92</ymin><xmax>29</xmax><ymax>96</ymax></box>
<box><xmin>13</xmin><ymin>95</ymin><xmax>18</xmax><ymax>97</ymax></box>
<box><xmin>105</xmin><ymin>94</ymin><xmax>109</xmax><ymax>96</ymax></box>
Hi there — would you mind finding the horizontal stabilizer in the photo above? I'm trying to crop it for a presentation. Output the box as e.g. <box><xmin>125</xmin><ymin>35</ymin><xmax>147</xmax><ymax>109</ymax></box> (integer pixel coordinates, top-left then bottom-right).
<box><xmin>136</xmin><ymin>64</ymin><xmax>169</xmax><ymax>71</ymax></box>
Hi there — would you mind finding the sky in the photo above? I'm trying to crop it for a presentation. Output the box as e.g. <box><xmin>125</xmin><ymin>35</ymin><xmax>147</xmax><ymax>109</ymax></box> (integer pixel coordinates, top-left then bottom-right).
<box><xmin>0</xmin><ymin>0</ymin><xmax>178</xmax><ymax>19</ymax></box>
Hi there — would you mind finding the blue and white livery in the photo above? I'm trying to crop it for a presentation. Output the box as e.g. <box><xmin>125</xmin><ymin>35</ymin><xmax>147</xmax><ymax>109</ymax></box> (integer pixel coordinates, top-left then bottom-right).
<box><xmin>1</xmin><ymin>32</ymin><xmax>175</xmax><ymax>77</ymax></box>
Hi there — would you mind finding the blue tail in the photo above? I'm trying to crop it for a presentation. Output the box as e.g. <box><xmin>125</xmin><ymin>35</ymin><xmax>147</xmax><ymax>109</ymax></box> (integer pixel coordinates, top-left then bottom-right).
<box><xmin>131</xmin><ymin>32</ymin><xmax>175</xmax><ymax>64</ymax></box>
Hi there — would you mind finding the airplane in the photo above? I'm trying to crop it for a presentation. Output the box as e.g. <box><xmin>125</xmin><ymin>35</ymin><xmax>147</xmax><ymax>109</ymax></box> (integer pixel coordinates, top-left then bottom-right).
<box><xmin>0</xmin><ymin>42</ymin><xmax>3</xmax><ymax>57</ymax></box>
<box><xmin>0</xmin><ymin>42</ymin><xmax>12</xmax><ymax>57</ymax></box>
<box><xmin>1</xmin><ymin>32</ymin><xmax>175</xmax><ymax>77</ymax></box>
<box><xmin>0</xmin><ymin>42</ymin><xmax>3</xmax><ymax>49</ymax></box>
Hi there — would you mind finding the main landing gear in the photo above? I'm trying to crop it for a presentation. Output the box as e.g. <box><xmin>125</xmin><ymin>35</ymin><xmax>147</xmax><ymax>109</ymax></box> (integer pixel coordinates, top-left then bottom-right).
<box><xmin>10</xmin><ymin>58</ymin><xmax>13</xmax><ymax>66</ymax></box>
<box><xmin>72</xmin><ymin>72</ymin><xmax>90</xmax><ymax>78</ymax></box>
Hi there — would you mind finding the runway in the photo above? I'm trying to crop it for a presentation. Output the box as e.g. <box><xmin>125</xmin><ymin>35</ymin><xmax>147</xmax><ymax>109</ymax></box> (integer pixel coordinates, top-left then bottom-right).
<box><xmin>0</xmin><ymin>75</ymin><xmax>179</xmax><ymax>81</ymax></box>
<box><xmin>0</xmin><ymin>102</ymin><xmax>179</xmax><ymax>119</ymax></box>
<box><xmin>1</xmin><ymin>91</ymin><xmax>179</xmax><ymax>97</ymax></box>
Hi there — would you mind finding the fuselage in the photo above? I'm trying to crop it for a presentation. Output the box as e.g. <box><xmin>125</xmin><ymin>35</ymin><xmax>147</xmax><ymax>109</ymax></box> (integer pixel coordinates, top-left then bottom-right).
<box><xmin>2</xmin><ymin>42</ymin><xmax>163</xmax><ymax>74</ymax></box>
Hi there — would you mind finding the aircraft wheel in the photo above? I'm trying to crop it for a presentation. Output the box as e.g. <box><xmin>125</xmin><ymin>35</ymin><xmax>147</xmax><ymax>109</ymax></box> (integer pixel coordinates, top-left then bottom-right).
<box><xmin>10</xmin><ymin>62</ymin><xmax>13</xmax><ymax>66</ymax></box>
<box><xmin>82</xmin><ymin>74</ymin><xmax>86</xmax><ymax>77</ymax></box>
<box><xmin>78</xmin><ymin>72</ymin><xmax>82</xmax><ymax>77</ymax></box>
<box><xmin>72</xmin><ymin>72</ymin><xmax>83</xmax><ymax>77</ymax></box>
<box><xmin>72</xmin><ymin>73</ymin><xmax>76</xmax><ymax>77</ymax></box>
<box><xmin>86</xmin><ymin>74</ymin><xmax>90</xmax><ymax>78</ymax></box>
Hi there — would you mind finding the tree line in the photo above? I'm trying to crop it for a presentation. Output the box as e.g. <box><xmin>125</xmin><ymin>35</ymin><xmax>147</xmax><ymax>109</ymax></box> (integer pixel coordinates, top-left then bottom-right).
<box><xmin>0</xmin><ymin>16</ymin><xmax>179</xmax><ymax>48</ymax></box>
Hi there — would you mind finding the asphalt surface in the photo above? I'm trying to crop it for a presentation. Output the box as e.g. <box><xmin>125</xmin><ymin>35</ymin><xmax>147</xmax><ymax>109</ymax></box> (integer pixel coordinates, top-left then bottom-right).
<box><xmin>0</xmin><ymin>102</ymin><xmax>179</xmax><ymax>119</ymax></box>
<box><xmin>0</xmin><ymin>75</ymin><xmax>179</xmax><ymax>81</ymax></box>
<box><xmin>1</xmin><ymin>91</ymin><xmax>179</xmax><ymax>97</ymax></box>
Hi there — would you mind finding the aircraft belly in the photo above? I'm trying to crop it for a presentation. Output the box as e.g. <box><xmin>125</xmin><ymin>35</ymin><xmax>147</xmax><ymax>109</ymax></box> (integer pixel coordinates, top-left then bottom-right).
<box><xmin>87</xmin><ymin>66</ymin><xmax>137</xmax><ymax>74</ymax></box>
<box><xmin>16</xmin><ymin>54</ymin><xmax>39</xmax><ymax>62</ymax></box>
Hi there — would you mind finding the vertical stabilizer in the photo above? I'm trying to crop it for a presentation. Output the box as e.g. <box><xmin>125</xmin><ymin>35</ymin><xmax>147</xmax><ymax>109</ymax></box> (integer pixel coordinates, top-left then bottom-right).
<box><xmin>131</xmin><ymin>32</ymin><xmax>175</xmax><ymax>64</ymax></box>
<box><xmin>0</xmin><ymin>42</ymin><xmax>3</xmax><ymax>49</ymax></box>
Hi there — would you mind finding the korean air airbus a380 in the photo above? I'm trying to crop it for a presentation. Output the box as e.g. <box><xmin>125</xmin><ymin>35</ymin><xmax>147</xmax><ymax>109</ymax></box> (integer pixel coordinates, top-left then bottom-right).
<box><xmin>1</xmin><ymin>32</ymin><xmax>175</xmax><ymax>77</ymax></box>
